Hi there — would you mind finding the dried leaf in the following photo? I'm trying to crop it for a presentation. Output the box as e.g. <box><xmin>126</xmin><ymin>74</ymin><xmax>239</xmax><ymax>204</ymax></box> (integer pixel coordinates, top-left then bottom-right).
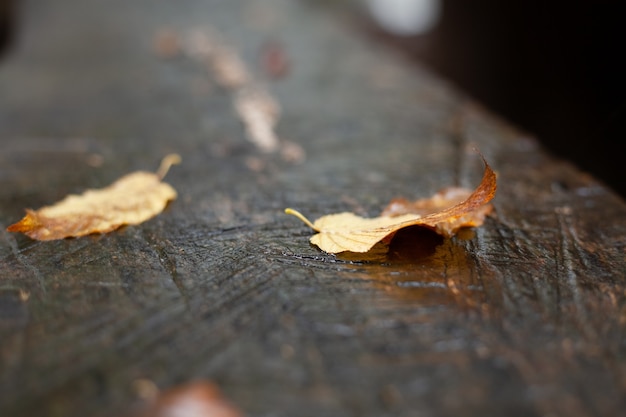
<box><xmin>7</xmin><ymin>154</ymin><xmax>181</xmax><ymax>240</ymax></box>
<box><xmin>380</xmin><ymin>186</ymin><xmax>494</xmax><ymax>237</ymax></box>
<box><xmin>286</xmin><ymin>158</ymin><xmax>496</xmax><ymax>253</ymax></box>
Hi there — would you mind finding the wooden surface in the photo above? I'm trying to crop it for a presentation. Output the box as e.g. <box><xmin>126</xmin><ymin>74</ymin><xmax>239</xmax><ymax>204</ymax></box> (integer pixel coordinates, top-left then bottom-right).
<box><xmin>1</xmin><ymin>1</ymin><xmax>625</xmax><ymax>416</ymax></box>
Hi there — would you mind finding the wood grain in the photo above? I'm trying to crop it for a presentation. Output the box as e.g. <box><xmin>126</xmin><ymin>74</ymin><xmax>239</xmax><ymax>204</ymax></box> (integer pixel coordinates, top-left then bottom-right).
<box><xmin>1</xmin><ymin>1</ymin><xmax>625</xmax><ymax>416</ymax></box>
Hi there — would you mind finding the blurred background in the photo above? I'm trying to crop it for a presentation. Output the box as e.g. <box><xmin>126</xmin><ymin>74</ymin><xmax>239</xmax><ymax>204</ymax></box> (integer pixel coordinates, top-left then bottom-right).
<box><xmin>1</xmin><ymin>0</ymin><xmax>624</xmax><ymax>196</ymax></box>
<box><xmin>361</xmin><ymin>0</ymin><xmax>625</xmax><ymax>197</ymax></box>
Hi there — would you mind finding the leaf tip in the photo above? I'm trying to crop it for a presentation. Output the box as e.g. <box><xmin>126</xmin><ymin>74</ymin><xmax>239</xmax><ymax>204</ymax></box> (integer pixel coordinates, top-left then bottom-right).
<box><xmin>6</xmin><ymin>209</ymin><xmax>41</xmax><ymax>233</ymax></box>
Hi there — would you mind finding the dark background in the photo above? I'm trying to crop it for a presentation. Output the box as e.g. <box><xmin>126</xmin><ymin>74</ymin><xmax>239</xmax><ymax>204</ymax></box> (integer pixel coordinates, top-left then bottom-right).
<box><xmin>1</xmin><ymin>0</ymin><xmax>624</xmax><ymax>196</ymax></box>
<box><xmin>363</xmin><ymin>0</ymin><xmax>625</xmax><ymax>197</ymax></box>
<box><xmin>0</xmin><ymin>0</ymin><xmax>15</xmax><ymax>59</ymax></box>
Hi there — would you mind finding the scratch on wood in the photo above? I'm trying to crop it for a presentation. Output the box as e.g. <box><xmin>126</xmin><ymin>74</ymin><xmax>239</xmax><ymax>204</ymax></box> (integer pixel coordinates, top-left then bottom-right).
<box><xmin>142</xmin><ymin>233</ymin><xmax>190</xmax><ymax>310</ymax></box>
<box><xmin>0</xmin><ymin>229</ymin><xmax>47</xmax><ymax>295</ymax></box>
<box><xmin>555</xmin><ymin>210</ymin><xmax>590</xmax><ymax>328</ymax></box>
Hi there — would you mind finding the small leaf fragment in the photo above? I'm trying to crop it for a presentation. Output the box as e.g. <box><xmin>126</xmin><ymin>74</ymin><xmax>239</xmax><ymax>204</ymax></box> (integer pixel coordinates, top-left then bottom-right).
<box><xmin>7</xmin><ymin>154</ymin><xmax>181</xmax><ymax>240</ymax></box>
<box><xmin>134</xmin><ymin>380</ymin><xmax>242</xmax><ymax>417</ymax></box>
<box><xmin>286</xmin><ymin>158</ymin><xmax>496</xmax><ymax>253</ymax></box>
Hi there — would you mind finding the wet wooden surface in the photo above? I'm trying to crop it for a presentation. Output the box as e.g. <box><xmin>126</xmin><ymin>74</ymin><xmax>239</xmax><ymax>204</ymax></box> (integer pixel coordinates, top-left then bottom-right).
<box><xmin>1</xmin><ymin>1</ymin><xmax>625</xmax><ymax>416</ymax></box>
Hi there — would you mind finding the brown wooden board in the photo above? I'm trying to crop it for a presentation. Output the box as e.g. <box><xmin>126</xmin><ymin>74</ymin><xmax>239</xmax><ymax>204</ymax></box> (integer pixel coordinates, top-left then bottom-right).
<box><xmin>1</xmin><ymin>1</ymin><xmax>625</xmax><ymax>416</ymax></box>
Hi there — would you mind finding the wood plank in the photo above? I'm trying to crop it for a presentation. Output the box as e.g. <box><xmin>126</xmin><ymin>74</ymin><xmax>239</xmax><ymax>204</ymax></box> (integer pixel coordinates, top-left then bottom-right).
<box><xmin>1</xmin><ymin>1</ymin><xmax>625</xmax><ymax>416</ymax></box>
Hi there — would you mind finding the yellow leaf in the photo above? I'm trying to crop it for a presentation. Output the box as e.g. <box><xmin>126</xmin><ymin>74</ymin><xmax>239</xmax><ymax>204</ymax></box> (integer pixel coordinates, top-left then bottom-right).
<box><xmin>286</xmin><ymin>157</ymin><xmax>496</xmax><ymax>253</ymax></box>
<box><xmin>7</xmin><ymin>154</ymin><xmax>181</xmax><ymax>241</ymax></box>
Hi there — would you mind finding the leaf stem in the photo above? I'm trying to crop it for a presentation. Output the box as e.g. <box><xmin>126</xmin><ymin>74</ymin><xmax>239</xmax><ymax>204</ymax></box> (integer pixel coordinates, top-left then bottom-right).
<box><xmin>284</xmin><ymin>208</ymin><xmax>318</xmax><ymax>231</ymax></box>
<box><xmin>157</xmin><ymin>154</ymin><xmax>182</xmax><ymax>179</ymax></box>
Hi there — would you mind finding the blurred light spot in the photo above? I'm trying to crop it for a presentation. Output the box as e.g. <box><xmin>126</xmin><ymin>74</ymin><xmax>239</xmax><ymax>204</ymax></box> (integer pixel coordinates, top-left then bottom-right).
<box><xmin>365</xmin><ymin>0</ymin><xmax>441</xmax><ymax>36</ymax></box>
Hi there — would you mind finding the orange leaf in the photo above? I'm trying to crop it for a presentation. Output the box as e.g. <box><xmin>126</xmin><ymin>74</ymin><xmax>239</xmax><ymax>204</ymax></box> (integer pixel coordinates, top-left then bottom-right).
<box><xmin>7</xmin><ymin>154</ymin><xmax>180</xmax><ymax>240</ymax></box>
<box><xmin>286</xmin><ymin>157</ymin><xmax>496</xmax><ymax>253</ymax></box>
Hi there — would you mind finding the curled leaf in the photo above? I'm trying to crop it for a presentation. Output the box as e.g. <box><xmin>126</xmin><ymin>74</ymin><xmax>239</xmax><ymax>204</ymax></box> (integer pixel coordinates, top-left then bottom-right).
<box><xmin>286</xmin><ymin>158</ymin><xmax>496</xmax><ymax>253</ymax></box>
<box><xmin>7</xmin><ymin>154</ymin><xmax>181</xmax><ymax>241</ymax></box>
<box><xmin>380</xmin><ymin>186</ymin><xmax>494</xmax><ymax>237</ymax></box>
